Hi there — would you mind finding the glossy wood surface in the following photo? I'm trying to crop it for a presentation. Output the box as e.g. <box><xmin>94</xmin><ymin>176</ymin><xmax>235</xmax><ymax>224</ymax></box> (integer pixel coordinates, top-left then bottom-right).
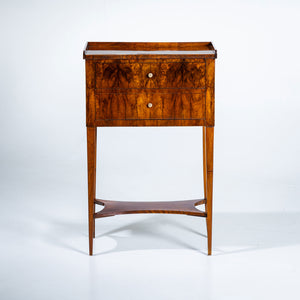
<box><xmin>94</xmin><ymin>199</ymin><xmax>206</xmax><ymax>218</ymax></box>
<box><xmin>204</xmin><ymin>126</ymin><xmax>214</xmax><ymax>255</ymax></box>
<box><xmin>83</xmin><ymin>42</ymin><xmax>217</xmax><ymax>60</ymax></box>
<box><xmin>84</xmin><ymin>42</ymin><xmax>216</xmax><ymax>255</ymax></box>
<box><xmin>95</xmin><ymin>90</ymin><xmax>205</xmax><ymax>121</ymax></box>
<box><xmin>85</xmin><ymin>43</ymin><xmax>216</xmax><ymax>127</ymax></box>
<box><xmin>95</xmin><ymin>60</ymin><xmax>206</xmax><ymax>89</ymax></box>
<box><xmin>85</xmin><ymin>60</ymin><xmax>96</xmax><ymax>127</ymax></box>
<box><xmin>85</xmin><ymin>41</ymin><xmax>215</xmax><ymax>51</ymax></box>
<box><xmin>205</xmin><ymin>59</ymin><xmax>215</xmax><ymax>126</ymax></box>
<box><xmin>87</xmin><ymin>127</ymin><xmax>97</xmax><ymax>255</ymax></box>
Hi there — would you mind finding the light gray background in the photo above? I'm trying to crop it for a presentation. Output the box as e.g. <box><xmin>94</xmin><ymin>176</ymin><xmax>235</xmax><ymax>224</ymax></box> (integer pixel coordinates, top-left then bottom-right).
<box><xmin>1</xmin><ymin>0</ymin><xmax>300</xmax><ymax>299</ymax></box>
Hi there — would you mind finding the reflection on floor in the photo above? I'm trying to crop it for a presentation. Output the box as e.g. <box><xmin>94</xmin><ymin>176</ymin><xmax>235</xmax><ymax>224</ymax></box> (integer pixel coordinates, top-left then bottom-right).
<box><xmin>1</xmin><ymin>209</ymin><xmax>300</xmax><ymax>300</ymax></box>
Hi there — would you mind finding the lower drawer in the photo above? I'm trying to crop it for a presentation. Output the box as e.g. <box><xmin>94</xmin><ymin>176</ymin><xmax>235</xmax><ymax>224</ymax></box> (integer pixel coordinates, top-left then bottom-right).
<box><xmin>95</xmin><ymin>90</ymin><xmax>205</xmax><ymax>121</ymax></box>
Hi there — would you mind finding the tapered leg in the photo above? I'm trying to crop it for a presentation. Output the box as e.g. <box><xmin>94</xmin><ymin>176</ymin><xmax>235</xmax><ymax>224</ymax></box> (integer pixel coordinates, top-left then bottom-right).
<box><xmin>87</xmin><ymin>127</ymin><xmax>97</xmax><ymax>255</ymax></box>
<box><xmin>93</xmin><ymin>203</ymin><xmax>96</xmax><ymax>239</ymax></box>
<box><xmin>203</xmin><ymin>127</ymin><xmax>207</xmax><ymax>200</ymax></box>
<box><xmin>205</xmin><ymin>126</ymin><xmax>214</xmax><ymax>255</ymax></box>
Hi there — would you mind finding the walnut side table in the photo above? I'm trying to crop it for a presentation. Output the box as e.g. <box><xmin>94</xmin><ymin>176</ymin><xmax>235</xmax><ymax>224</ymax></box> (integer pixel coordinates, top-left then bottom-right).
<box><xmin>83</xmin><ymin>42</ymin><xmax>217</xmax><ymax>255</ymax></box>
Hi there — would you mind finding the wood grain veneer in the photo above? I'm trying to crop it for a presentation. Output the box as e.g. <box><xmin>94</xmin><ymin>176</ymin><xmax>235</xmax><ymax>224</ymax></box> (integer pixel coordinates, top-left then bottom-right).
<box><xmin>83</xmin><ymin>42</ymin><xmax>217</xmax><ymax>255</ymax></box>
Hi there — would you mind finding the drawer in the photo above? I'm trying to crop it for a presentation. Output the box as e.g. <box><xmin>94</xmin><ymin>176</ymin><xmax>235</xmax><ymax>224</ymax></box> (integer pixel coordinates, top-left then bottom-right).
<box><xmin>95</xmin><ymin>60</ymin><xmax>206</xmax><ymax>89</ymax></box>
<box><xmin>95</xmin><ymin>90</ymin><xmax>205</xmax><ymax>120</ymax></box>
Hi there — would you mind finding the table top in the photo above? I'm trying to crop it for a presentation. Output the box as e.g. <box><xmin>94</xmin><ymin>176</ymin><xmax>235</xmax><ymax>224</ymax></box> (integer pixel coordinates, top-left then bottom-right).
<box><xmin>83</xmin><ymin>42</ymin><xmax>217</xmax><ymax>60</ymax></box>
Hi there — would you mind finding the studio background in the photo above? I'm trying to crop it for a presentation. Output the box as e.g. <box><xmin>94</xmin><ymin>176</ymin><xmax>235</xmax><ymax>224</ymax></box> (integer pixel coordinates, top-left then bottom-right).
<box><xmin>1</xmin><ymin>0</ymin><xmax>299</xmax><ymax>299</ymax></box>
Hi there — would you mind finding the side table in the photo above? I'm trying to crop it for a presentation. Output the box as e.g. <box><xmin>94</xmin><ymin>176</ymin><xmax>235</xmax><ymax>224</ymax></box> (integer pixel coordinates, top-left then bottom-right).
<box><xmin>83</xmin><ymin>42</ymin><xmax>217</xmax><ymax>255</ymax></box>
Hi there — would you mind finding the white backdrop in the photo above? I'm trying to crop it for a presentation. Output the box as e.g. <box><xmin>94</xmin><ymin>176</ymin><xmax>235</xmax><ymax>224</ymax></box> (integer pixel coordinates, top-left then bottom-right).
<box><xmin>1</xmin><ymin>1</ymin><xmax>300</xmax><ymax>300</ymax></box>
<box><xmin>1</xmin><ymin>0</ymin><xmax>300</xmax><ymax>214</ymax></box>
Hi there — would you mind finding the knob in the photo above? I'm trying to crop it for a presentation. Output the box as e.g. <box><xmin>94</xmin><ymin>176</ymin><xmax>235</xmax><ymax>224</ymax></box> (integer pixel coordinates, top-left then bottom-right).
<box><xmin>147</xmin><ymin>72</ymin><xmax>153</xmax><ymax>78</ymax></box>
<box><xmin>147</xmin><ymin>103</ymin><xmax>153</xmax><ymax>108</ymax></box>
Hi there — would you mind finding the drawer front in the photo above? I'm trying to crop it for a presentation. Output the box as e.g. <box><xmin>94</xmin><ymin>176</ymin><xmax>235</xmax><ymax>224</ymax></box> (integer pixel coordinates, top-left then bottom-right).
<box><xmin>95</xmin><ymin>60</ymin><xmax>206</xmax><ymax>89</ymax></box>
<box><xmin>95</xmin><ymin>91</ymin><xmax>205</xmax><ymax>121</ymax></box>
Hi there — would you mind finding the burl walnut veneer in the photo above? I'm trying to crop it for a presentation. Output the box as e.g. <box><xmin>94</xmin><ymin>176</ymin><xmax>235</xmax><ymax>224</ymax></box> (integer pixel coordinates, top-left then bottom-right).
<box><xmin>83</xmin><ymin>42</ymin><xmax>217</xmax><ymax>255</ymax></box>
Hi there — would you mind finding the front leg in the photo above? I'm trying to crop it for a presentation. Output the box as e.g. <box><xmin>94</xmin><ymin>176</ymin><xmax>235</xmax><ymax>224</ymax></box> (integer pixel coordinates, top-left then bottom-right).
<box><xmin>87</xmin><ymin>127</ymin><xmax>97</xmax><ymax>255</ymax></box>
<box><xmin>205</xmin><ymin>126</ymin><xmax>214</xmax><ymax>255</ymax></box>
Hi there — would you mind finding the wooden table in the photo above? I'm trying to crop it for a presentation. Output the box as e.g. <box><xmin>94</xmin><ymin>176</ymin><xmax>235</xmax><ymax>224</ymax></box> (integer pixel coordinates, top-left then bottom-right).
<box><xmin>83</xmin><ymin>42</ymin><xmax>217</xmax><ymax>255</ymax></box>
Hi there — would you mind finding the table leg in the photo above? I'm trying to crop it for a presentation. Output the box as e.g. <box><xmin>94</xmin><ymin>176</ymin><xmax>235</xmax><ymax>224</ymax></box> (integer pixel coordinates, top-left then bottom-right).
<box><xmin>205</xmin><ymin>126</ymin><xmax>214</xmax><ymax>255</ymax></box>
<box><xmin>87</xmin><ymin>127</ymin><xmax>97</xmax><ymax>255</ymax></box>
<box><xmin>203</xmin><ymin>127</ymin><xmax>207</xmax><ymax>201</ymax></box>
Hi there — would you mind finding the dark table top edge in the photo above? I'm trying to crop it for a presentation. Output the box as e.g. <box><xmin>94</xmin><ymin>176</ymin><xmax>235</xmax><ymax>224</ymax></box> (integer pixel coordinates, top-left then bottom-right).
<box><xmin>82</xmin><ymin>42</ymin><xmax>217</xmax><ymax>59</ymax></box>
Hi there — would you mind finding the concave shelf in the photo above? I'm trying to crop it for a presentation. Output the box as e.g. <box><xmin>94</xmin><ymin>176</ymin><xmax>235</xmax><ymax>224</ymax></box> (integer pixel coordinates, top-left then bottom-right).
<box><xmin>94</xmin><ymin>199</ymin><xmax>207</xmax><ymax>218</ymax></box>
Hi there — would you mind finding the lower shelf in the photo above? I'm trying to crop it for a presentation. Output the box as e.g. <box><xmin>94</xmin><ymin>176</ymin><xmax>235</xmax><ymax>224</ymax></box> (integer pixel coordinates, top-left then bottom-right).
<box><xmin>94</xmin><ymin>198</ymin><xmax>207</xmax><ymax>218</ymax></box>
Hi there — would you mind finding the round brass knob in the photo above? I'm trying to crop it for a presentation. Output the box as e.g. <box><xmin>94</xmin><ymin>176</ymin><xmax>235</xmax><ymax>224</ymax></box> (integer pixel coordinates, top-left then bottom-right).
<box><xmin>147</xmin><ymin>72</ymin><xmax>153</xmax><ymax>78</ymax></box>
<box><xmin>147</xmin><ymin>103</ymin><xmax>153</xmax><ymax>108</ymax></box>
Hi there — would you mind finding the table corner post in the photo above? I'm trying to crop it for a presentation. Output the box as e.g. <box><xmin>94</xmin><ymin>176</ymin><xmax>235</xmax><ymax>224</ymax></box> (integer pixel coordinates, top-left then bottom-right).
<box><xmin>87</xmin><ymin>127</ymin><xmax>97</xmax><ymax>255</ymax></box>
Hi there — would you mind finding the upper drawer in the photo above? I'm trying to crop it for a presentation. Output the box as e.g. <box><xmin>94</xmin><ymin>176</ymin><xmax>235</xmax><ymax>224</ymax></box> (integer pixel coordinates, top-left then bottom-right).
<box><xmin>95</xmin><ymin>60</ymin><xmax>206</xmax><ymax>89</ymax></box>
